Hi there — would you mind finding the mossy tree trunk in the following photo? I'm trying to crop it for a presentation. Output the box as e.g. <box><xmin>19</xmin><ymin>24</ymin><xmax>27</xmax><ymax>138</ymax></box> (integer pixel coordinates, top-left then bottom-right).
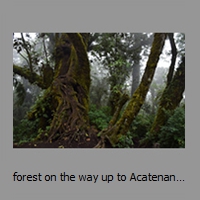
<box><xmin>149</xmin><ymin>56</ymin><xmax>185</xmax><ymax>139</ymax></box>
<box><xmin>139</xmin><ymin>37</ymin><xmax>184</xmax><ymax>148</ymax></box>
<box><xmin>109</xmin><ymin>84</ymin><xmax>123</xmax><ymax>116</ymax></box>
<box><xmin>166</xmin><ymin>33</ymin><xmax>177</xmax><ymax>86</ymax></box>
<box><xmin>14</xmin><ymin>33</ymin><xmax>91</xmax><ymax>143</ymax></box>
<box><xmin>95</xmin><ymin>33</ymin><xmax>167</xmax><ymax>148</ymax></box>
<box><xmin>46</xmin><ymin>33</ymin><xmax>91</xmax><ymax>142</ymax></box>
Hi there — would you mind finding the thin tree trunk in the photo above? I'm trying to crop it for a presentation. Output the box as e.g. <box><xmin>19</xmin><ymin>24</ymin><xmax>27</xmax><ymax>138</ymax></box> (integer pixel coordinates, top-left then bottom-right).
<box><xmin>166</xmin><ymin>33</ymin><xmax>177</xmax><ymax>86</ymax></box>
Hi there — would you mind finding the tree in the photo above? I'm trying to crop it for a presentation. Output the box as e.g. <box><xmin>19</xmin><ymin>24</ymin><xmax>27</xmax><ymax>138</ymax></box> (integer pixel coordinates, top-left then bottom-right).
<box><xmin>95</xmin><ymin>33</ymin><xmax>167</xmax><ymax>147</ymax></box>
<box><xmin>130</xmin><ymin>33</ymin><xmax>153</xmax><ymax>95</ymax></box>
<box><xmin>149</xmin><ymin>67</ymin><xmax>168</xmax><ymax>115</ymax></box>
<box><xmin>90</xmin><ymin>33</ymin><xmax>131</xmax><ymax>115</ymax></box>
<box><xmin>13</xmin><ymin>77</ymin><xmax>41</xmax><ymax>126</ymax></box>
<box><xmin>149</xmin><ymin>56</ymin><xmax>185</xmax><ymax>140</ymax></box>
<box><xmin>89</xmin><ymin>33</ymin><xmax>153</xmax><ymax>116</ymax></box>
<box><xmin>13</xmin><ymin>33</ymin><xmax>91</xmax><ymax>143</ymax></box>
<box><xmin>140</xmin><ymin>33</ymin><xmax>185</xmax><ymax>147</ymax></box>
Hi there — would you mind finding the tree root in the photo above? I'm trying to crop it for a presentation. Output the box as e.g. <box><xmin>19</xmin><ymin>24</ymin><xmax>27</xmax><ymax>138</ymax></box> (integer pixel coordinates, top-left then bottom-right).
<box><xmin>94</xmin><ymin>136</ymin><xmax>106</xmax><ymax>148</ymax></box>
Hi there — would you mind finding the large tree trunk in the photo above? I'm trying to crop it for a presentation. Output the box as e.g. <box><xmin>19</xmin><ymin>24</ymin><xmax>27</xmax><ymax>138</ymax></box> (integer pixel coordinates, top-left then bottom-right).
<box><xmin>27</xmin><ymin>33</ymin><xmax>91</xmax><ymax>143</ymax></box>
<box><xmin>95</xmin><ymin>33</ymin><xmax>167</xmax><ymax>148</ymax></box>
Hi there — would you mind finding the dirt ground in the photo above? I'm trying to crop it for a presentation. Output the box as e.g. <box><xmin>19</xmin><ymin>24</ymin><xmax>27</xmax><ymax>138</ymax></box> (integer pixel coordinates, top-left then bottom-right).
<box><xmin>13</xmin><ymin>126</ymin><xmax>140</xmax><ymax>148</ymax></box>
<box><xmin>13</xmin><ymin>127</ymin><xmax>100</xmax><ymax>148</ymax></box>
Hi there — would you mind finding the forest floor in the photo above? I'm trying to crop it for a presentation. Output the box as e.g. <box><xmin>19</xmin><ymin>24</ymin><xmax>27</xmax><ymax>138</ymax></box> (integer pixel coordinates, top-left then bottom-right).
<box><xmin>13</xmin><ymin>136</ymin><xmax>140</xmax><ymax>148</ymax></box>
<box><xmin>13</xmin><ymin>126</ymin><xmax>141</xmax><ymax>148</ymax></box>
<box><xmin>13</xmin><ymin>135</ymin><xmax>99</xmax><ymax>148</ymax></box>
<box><xmin>13</xmin><ymin>126</ymin><xmax>102</xmax><ymax>148</ymax></box>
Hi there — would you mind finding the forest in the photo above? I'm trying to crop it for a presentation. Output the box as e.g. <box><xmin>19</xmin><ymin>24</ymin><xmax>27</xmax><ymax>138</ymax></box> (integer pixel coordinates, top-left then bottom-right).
<box><xmin>13</xmin><ymin>33</ymin><xmax>185</xmax><ymax>148</ymax></box>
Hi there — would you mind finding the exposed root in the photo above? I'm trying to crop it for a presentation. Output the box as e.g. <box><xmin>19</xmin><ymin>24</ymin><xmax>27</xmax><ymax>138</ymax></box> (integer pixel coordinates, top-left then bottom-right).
<box><xmin>94</xmin><ymin>136</ymin><xmax>106</xmax><ymax>148</ymax></box>
<box><xmin>47</xmin><ymin>75</ymin><xmax>89</xmax><ymax>143</ymax></box>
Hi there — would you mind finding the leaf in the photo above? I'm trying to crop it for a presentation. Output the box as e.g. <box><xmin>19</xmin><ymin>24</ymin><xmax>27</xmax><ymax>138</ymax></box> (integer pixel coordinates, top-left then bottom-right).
<box><xmin>41</xmin><ymin>107</ymin><xmax>45</xmax><ymax>112</ymax></box>
<box><xmin>43</xmin><ymin>114</ymin><xmax>48</xmax><ymax>118</ymax></box>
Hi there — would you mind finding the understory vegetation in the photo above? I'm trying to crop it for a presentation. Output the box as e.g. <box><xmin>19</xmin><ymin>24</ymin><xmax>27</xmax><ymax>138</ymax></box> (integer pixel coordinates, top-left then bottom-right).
<box><xmin>14</xmin><ymin>101</ymin><xmax>185</xmax><ymax>147</ymax></box>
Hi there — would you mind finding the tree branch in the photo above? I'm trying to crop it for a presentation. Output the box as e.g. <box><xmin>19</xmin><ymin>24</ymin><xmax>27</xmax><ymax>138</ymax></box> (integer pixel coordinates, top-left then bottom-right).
<box><xmin>13</xmin><ymin>64</ymin><xmax>46</xmax><ymax>89</ymax></box>
<box><xmin>166</xmin><ymin>33</ymin><xmax>177</xmax><ymax>86</ymax></box>
<box><xmin>42</xmin><ymin>36</ymin><xmax>49</xmax><ymax>65</ymax></box>
<box><xmin>21</xmin><ymin>33</ymin><xmax>33</xmax><ymax>73</ymax></box>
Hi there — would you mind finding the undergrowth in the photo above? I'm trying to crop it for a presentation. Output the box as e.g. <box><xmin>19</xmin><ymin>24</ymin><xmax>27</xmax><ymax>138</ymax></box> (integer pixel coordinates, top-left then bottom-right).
<box><xmin>158</xmin><ymin>106</ymin><xmax>185</xmax><ymax>148</ymax></box>
<box><xmin>13</xmin><ymin>118</ymin><xmax>39</xmax><ymax>144</ymax></box>
<box><xmin>89</xmin><ymin>104</ymin><xmax>111</xmax><ymax>130</ymax></box>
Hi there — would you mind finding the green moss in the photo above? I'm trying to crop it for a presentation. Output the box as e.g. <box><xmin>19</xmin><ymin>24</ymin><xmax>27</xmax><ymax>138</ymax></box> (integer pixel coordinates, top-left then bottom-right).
<box><xmin>43</xmin><ymin>66</ymin><xmax>54</xmax><ymax>88</ymax></box>
<box><xmin>13</xmin><ymin>65</ymin><xmax>45</xmax><ymax>89</ymax></box>
<box><xmin>150</xmin><ymin>57</ymin><xmax>185</xmax><ymax>135</ymax></box>
<box><xmin>67</xmin><ymin>33</ymin><xmax>91</xmax><ymax>93</ymax></box>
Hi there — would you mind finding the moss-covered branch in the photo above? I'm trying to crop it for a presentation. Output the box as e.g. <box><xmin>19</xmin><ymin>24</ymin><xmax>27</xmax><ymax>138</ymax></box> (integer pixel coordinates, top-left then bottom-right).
<box><xmin>13</xmin><ymin>64</ymin><xmax>46</xmax><ymax>89</ymax></box>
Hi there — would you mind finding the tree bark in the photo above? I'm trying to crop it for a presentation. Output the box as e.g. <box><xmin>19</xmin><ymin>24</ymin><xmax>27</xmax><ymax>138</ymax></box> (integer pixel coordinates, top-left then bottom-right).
<box><xmin>95</xmin><ymin>33</ymin><xmax>167</xmax><ymax>148</ymax></box>
<box><xmin>150</xmin><ymin>56</ymin><xmax>185</xmax><ymax>136</ymax></box>
<box><xmin>166</xmin><ymin>33</ymin><xmax>177</xmax><ymax>86</ymax></box>
<box><xmin>108</xmin><ymin>93</ymin><xmax>130</xmax><ymax>126</ymax></box>
<box><xmin>13</xmin><ymin>64</ymin><xmax>45</xmax><ymax>89</ymax></box>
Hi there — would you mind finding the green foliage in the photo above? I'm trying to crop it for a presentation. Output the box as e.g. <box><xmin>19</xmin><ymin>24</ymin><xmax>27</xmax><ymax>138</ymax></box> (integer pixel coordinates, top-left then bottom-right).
<box><xmin>115</xmin><ymin>131</ymin><xmax>134</xmax><ymax>148</ymax></box>
<box><xmin>13</xmin><ymin>77</ymin><xmax>41</xmax><ymax>127</ymax></box>
<box><xmin>13</xmin><ymin>89</ymin><xmax>52</xmax><ymax>144</ymax></box>
<box><xmin>130</xmin><ymin>111</ymin><xmax>153</xmax><ymax>139</ymax></box>
<box><xmin>90</xmin><ymin>33</ymin><xmax>151</xmax><ymax>101</ymax></box>
<box><xmin>115</xmin><ymin>110</ymin><xmax>154</xmax><ymax>148</ymax></box>
<box><xmin>88</xmin><ymin>104</ymin><xmax>111</xmax><ymax>130</ymax></box>
<box><xmin>29</xmin><ymin>90</ymin><xmax>53</xmax><ymax>119</ymax></box>
<box><xmin>158</xmin><ymin>106</ymin><xmax>185</xmax><ymax>148</ymax></box>
<box><xmin>35</xmin><ymin>126</ymin><xmax>51</xmax><ymax>141</ymax></box>
<box><xmin>13</xmin><ymin>118</ymin><xmax>39</xmax><ymax>143</ymax></box>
